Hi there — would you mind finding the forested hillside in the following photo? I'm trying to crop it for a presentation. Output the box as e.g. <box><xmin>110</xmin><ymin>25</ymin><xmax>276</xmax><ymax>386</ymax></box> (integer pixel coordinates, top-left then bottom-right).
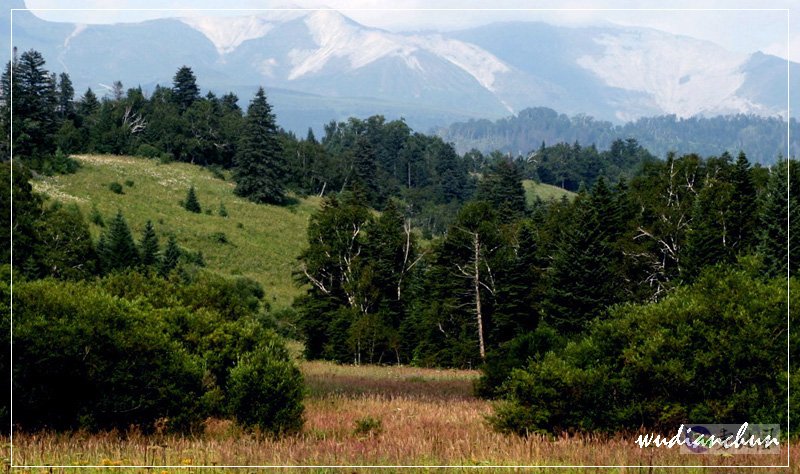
<box><xmin>439</xmin><ymin>107</ymin><xmax>798</xmax><ymax>165</ymax></box>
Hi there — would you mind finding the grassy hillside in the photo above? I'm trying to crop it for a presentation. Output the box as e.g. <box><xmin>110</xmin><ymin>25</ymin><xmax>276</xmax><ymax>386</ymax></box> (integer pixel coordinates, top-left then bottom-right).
<box><xmin>31</xmin><ymin>154</ymin><xmax>319</xmax><ymax>308</ymax></box>
<box><xmin>522</xmin><ymin>179</ymin><xmax>575</xmax><ymax>204</ymax></box>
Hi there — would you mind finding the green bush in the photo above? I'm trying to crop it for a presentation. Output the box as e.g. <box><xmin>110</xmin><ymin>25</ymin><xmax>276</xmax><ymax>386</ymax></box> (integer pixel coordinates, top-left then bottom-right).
<box><xmin>227</xmin><ymin>340</ymin><xmax>305</xmax><ymax>435</ymax></box>
<box><xmin>124</xmin><ymin>179</ymin><xmax>135</xmax><ymax>187</ymax></box>
<box><xmin>136</xmin><ymin>144</ymin><xmax>161</xmax><ymax>159</ymax></box>
<box><xmin>353</xmin><ymin>416</ymin><xmax>382</xmax><ymax>436</ymax></box>
<box><xmin>13</xmin><ymin>279</ymin><xmax>206</xmax><ymax>432</ymax></box>
<box><xmin>108</xmin><ymin>181</ymin><xmax>124</xmax><ymax>194</ymax></box>
<box><xmin>489</xmin><ymin>266</ymin><xmax>795</xmax><ymax>436</ymax></box>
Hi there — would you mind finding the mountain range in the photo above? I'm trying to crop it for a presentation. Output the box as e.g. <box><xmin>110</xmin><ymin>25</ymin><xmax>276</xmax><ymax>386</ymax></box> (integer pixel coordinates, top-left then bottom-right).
<box><xmin>2</xmin><ymin>0</ymin><xmax>797</xmax><ymax>135</ymax></box>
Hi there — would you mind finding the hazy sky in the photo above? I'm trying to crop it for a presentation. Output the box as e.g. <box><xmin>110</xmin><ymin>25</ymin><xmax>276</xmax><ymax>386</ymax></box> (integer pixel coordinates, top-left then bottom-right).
<box><xmin>21</xmin><ymin>0</ymin><xmax>798</xmax><ymax>61</ymax></box>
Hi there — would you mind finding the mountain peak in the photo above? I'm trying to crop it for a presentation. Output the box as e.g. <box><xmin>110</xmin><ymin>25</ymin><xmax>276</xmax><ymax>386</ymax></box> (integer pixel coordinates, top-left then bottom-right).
<box><xmin>181</xmin><ymin>7</ymin><xmax>307</xmax><ymax>55</ymax></box>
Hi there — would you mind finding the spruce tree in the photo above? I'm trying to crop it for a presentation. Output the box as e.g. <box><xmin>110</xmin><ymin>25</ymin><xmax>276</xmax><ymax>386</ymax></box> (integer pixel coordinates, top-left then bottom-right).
<box><xmin>476</xmin><ymin>159</ymin><xmax>526</xmax><ymax>221</ymax></box>
<box><xmin>100</xmin><ymin>211</ymin><xmax>139</xmax><ymax>273</ymax></box>
<box><xmin>758</xmin><ymin>161</ymin><xmax>799</xmax><ymax>277</ymax></box>
<box><xmin>729</xmin><ymin>151</ymin><xmax>757</xmax><ymax>252</ymax></box>
<box><xmin>139</xmin><ymin>220</ymin><xmax>160</xmax><ymax>267</ymax></box>
<box><xmin>351</xmin><ymin>135</ymin><xmax>379</xmax><ymax>207</ymax></box>
<box><xmin>184</xmin><ymin>185</ymin><xmax>201</xmax><ymax>213</ymax></box>
<box><xmin>160</xmin><ymin>235</ymin><xmax>182</xmax><ymax>276</ymax></box>
<box><xmin>233</xmin><ymin>87</ymin><xmax>286</xmax><ymax>204</ymax></box>
<box><xmin>56</xmin><ymin>72</ymin><xmax>75</xmax><ymax>120</ymax></box>
<box><xmin>543</xmin><ymin>191</ymin><xmax>619</xmax><ymax>334</ymax></box>
<box><xmin>172</xmin><ymin>66</ymin><xmax>199</xmax><ymax>111</ymax></box>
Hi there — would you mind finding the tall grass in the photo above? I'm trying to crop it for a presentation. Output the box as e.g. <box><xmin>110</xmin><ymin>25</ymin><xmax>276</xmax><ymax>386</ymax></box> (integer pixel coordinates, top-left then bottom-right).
<box><xmin>8</xmin><ymin>361</ymin><xmax>795</xmax><ymax>472</ymax></box>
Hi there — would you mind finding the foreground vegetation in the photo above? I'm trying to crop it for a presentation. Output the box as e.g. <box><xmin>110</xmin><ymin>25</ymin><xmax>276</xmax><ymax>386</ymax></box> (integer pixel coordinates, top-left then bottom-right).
<box><xmin>7</xmin><ymin>361</ymin><xmax>797</xmax><ymax>470</ymax></box>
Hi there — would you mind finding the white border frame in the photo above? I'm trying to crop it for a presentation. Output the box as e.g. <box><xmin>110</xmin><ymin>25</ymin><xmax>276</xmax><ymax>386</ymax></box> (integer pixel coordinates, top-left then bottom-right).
<box><xmin>7</xmin><ymin>4</ymin><xmax>793</xmax><ymax>470</ymax></box>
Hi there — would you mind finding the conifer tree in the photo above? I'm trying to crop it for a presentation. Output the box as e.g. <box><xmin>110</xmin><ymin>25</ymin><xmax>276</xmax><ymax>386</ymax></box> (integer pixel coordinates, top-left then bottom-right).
<box><xmin>729</xmin><ymin>151</ymin><xmax>757</xmax><ymax>252</ymax></box>
<box><xmin>544</xmin><ymin>190</ymin><xmax>619</xmax><ymax>334</ymax></box>
<box><xmin>351</xmin><ymin>134</ymin><xmax>379</xmax><ymax>206</ymax></box>
<box><xmin>233</xmin><ymin>87</ymin><xmax>286</xmax><ymax>204</ymax></box>
<box><xmin>139</xmin><ymin>220</ymin><xmax>160</xmax><ymax>267</ymax></box>
<box><xmin>56</xmin><ymin>72</ymin><xmax>75</xmax><ymax>120</ymax></box>
<box><xmin>476</xmin><ymin>159</ymin><xmax>526</xmax><ymax>220</ymax></box>
<box><xmin>100</xmin><ymin>211</ymin><xmax>139</xmax><ymax>272</ymax></box>
<box><xmin>160</xmin><ymin>235</ymin><xmax>182</xmax><ymax>276</ymax></box>
<box><xmin>184</xmin><ymin>185</ymin><xmax>201</xmax><ymax>213</ymax></box>
<box><xmin>172</xmin><ymin>66</ymin><xmax>200</xmax><ymax>111</ymax></box>
<box><xmin>758</xmin><ymin>161</ymin><xmax>799</xmax><ymax>277</ymax></box>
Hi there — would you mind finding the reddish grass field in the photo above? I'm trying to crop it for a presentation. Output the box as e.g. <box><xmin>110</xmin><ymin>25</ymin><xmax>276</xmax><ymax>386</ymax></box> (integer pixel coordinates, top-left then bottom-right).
<box><xmin>5</xmin><ymin>360</ymin><xmax>797</xmax><ymax>472</ymax></box>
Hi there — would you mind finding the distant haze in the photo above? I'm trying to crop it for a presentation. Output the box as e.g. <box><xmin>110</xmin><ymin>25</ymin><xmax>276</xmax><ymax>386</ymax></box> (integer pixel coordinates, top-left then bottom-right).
<box><xmin>22</xmin><ymin>0</ymin><xmax>798</xmax><ymax>61</ymax></box>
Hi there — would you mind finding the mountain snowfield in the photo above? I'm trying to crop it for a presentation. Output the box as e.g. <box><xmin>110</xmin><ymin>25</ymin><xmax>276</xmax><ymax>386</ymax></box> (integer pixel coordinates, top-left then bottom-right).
<box><xmin>3</xmin><ymin>1</ymin><xmax>796</xmax><ymax>133</ymax></box>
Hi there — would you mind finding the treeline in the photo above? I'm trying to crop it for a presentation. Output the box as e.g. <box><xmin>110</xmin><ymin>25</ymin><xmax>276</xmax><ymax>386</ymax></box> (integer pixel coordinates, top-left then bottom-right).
<box><xmin>295</xmin><ymin>151</ymin><xmax>798</xmax><ymax>434</ymax></box>
<box><xmin>2</xmin><ymin>50</ymin><xmax>479</xmax><ymax>234</ymax></box>
<box><xmin>439</xmin><ymin>106</ymin><xmax>799</xmax><ymax>166</ymax></box>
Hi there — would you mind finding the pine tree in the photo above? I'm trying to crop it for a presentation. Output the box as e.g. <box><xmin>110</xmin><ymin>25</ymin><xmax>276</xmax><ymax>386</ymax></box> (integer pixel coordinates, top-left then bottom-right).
<box><xmin>544</xmin><ymin>191</ymin><xmax>619</xmax><ymax>334</ymax></box>
<box><xmin>351</xmin><ymin>135</ymin><xmax>379</xmax><ymax>206</ymax></box>
<box><xmin>56</xmin><ymin>72</ymin><xmax>75</xmax><ymax>120</ymax></box>
<box><xmin>758</xmin><ymin>161</ymin><xmax>799</xmax><ymax>277</ymax></box>
<box><xmin>233</xmin><ymin>87</ymin><xmax>286</xmax><ymax>204</ymax></box>
<box><xmin>172</xmin><ymin>66</ymin><xmax>200</xmax><ymax>111</ymax></box>
<box><xmin>139</xmin><ymin>220</ymin><xmax>160</xmax><ymax>267</ymax></box>
<box><xmin>160</xmin><ymin>235</ymin><xmax>182</xmax><ymax>276</ymax></box>
<box><xmin>476</xmin><ymin>159</ymin><xmax>526</xmax><ymax>220</ymax></box>
<box><xmin>100</xmin><ymin>211</ymin><xmax>139</xmax><ymax>272</ymax></box>
<box><xmin>13</xmin><ymin>49</ymin><xmax>58</xmax><ymax>158</ymax></box>
<box><xmin>78</xmin><ymin>87</ymin><xmax>99</xmax><ymax>117</ymax></box>
<box><xmin>184</xmin><ymin>185</ymin><xmax>201</xmax><ymax>213</ymax></box>
<box><xmin>728</xmin><ymin>151</ymin><xmax>757</xmax><ymax>252</ymax></box>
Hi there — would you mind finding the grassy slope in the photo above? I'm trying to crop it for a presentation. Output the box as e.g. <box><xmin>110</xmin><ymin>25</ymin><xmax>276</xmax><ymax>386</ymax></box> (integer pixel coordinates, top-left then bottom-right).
<box><xmin>522</xmin><ymin>179</ymin><xmax>575</xmax><ymax>204</ymax></box>
<box><xmin>31</xmin><ymin>154</ymin><xmax>318</xmax><ymax>308</ymax></box>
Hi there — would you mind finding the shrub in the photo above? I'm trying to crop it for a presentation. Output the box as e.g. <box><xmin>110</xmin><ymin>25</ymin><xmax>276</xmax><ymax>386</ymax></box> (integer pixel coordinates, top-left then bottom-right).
<box><xmin>227</xmin><ymin>340</ymin><xmax>304</xmax><ymax>436</ymax></box>
<box><xmin>218</xmin><ymin>202</ymin><xmax>228</xmax><ymax>217</ymax></box>
<box><xmin>124</xmin><ymin>179</ymin><xmax>134</xmax><ymax>187</ymax></box>
<box><xmin>136</xmin><ymin>144</ymin><xmax>161</xmax><ymax>159</ymax></box>
<box><xmin>353</xmin><ymin>416</ymin><xmax>382</xmax><ymax>437</ymax></box>
<box><xmin>211</xmin><ymin>232</ymin><xmax>228</xmax><ymax>244</ymax></box>
<box><xmin>13</xmin><ymin>279</ymin><xmax>206</xmax><ymax>432</ymax></box>
<box><xmin>489</xmin><ymin>266</ymin><xmax>794</xmax><ymax>436</ymax></box>
<box><xmin>108</xmin><ymin>182</ymin><xmax>124</xmax><ymax>194</ymax></box>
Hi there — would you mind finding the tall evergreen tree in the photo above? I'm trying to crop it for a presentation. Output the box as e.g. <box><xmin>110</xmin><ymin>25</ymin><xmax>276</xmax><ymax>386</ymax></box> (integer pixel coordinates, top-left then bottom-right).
<box><xmin>56</xmin><ymin>72</ymin><xmax>75</xmax><ymax>120</ymax></box>
<box><xmin>99</xmin><ymin>211</ymin><xmax>139</xmax><ymax>272</ymax></box>
<box><xmin>233</xmin><ymin>87</ymin><xmax>286</xmax><ymax>204</ymax></box>
<box><xmin>544</xmin><ymin>190</ymin><xmax>619</xmax><ymax>334</ymax></box>
<box><xmin>139</xmin><ymin>220</ymin><xmax>160</xmax><ymax>267</ymax></box>
<box><xmin>12</xmin><ymin>49</ymin><xmax>58</xmax><ymax>159</ymax></box>
<box><xmin>172</xmin><ymin>66</ymin><xmax>199</xmax><ymax>111</ymax></box>
<box><xmin>728</xmin><ymin>151</ymin><xmax>757</xmax><ymax>252</ymax></box>
<box><xmin>160</xmin><ymin>235</ymin><xmax>181</xmax><ymax>276</ymax></box>
<box><xmin>476</xmin><ymin>159</ymin><xmax>526</xmax><ymax>221</ymax></box>
<box><xmin>759</xmin><ymin>161</ymin><xmax>799</xmax><ymax>277</ymax></box>
<box><xmin>77</xmin><ymin>87</ymin><xmax>99</xmax><ymax>118</ymax></box>
<box><xmin>351</xmin><ymin>134</ymin><xmax>379</xmax><ymax>206</ymax></box>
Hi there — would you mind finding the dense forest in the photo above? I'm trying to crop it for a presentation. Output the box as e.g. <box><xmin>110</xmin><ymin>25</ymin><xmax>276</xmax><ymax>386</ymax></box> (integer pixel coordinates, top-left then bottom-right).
<box><xmin>2</xmin><ymin>49</ymin><xmax>797</xmax><ymax>439</ymax></box>
<box><xmin>439</xmin><ymin>106</ymin><xmax>799</xmax><ymax>166</ymax></box>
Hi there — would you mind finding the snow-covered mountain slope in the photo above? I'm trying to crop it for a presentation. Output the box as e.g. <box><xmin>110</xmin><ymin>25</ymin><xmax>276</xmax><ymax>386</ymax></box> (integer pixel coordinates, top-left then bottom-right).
<box><xmin>4</xmin><ymin>2</ymin><xmax>796</xmax><ymax>134</ymax></box>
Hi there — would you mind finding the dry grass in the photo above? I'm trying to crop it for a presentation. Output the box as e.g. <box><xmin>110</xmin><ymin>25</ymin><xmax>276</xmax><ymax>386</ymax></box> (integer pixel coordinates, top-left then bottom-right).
<box><xmin>6</xmin><ymin>361</ymin><xmax>796</xmax><ymax>472</ymax></box>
